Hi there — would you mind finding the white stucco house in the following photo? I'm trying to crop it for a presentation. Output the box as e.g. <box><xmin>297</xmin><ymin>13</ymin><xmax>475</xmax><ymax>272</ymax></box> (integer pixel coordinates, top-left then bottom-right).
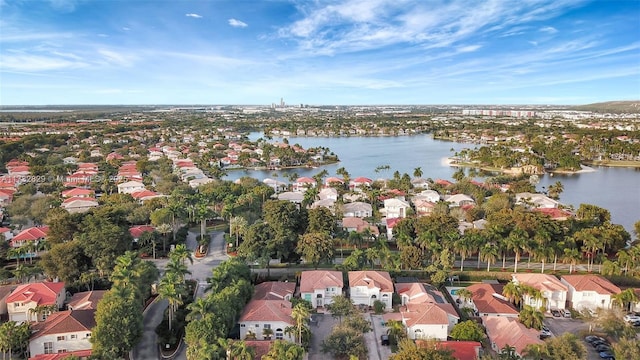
<box><xmin>348</xmin><ymin>271</ymin><xmax>394</xmax><ymax>310</ymax></box>
<box><xmin>238</xmin><ymin>299</ymin><xmax>295</xmax><ymax>342</ymax></box>
<box><xmin>300</xmin><ymin>270</ymin><xmax>343</xmax><ymax>308</ymax></box>
<box><xmin>117</xmin><ymin>180</ymin><xmax>145</xmax><ymax>194</ymax></box>
<box><xmin>381</xmin><ymin>198</ymin><xmax>410</xmax><ymax>219</ymax></box>
<box><xmin>29</xmin><ymin>310</ymin><xmax>95</xmax><ymax>357</ymax></box>
<box><xmin>511</xmin><ymin>273</ymin><xmax>568</xmax><ymax>311</ymax></box>
<box><xmin>561</xmin><ymin>275</ymin><xmax>621</xmax><ymax>311</ymax></box>
<box><xmin>342</xmin><ymin>201</ymin><xmax>373</xmax><ymax>218</ymax></box>
<box><xmin>7</xmin><ymin>282</ymin><xmax>66</xmax><ymax>323</ymax></box>
<box><xmin>383</xmin><ymin>303</ymin><xmax>457</xmax><ymax>340</ymax></box>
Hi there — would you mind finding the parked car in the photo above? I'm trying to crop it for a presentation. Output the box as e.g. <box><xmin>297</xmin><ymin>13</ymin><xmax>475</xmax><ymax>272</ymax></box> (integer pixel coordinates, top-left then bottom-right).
<box><xmin>551</xmin><ymin>309</ymin><xmax>562</xmax><ymax>317</ymax></box>
<box><xmin>592</xmin><ymin>340</ymin><xmax>610</xmax><ymax>348</ymax></box>
<box><xmin>599</xmin><ymin>351</ymin><xmax>615</xmax><ymax>359</ymax></box>
<box><xmin>623</xmin><ymin>314</ymin><xmax>640</xmax><ymax>323</ymax></box>
<box><xmin>595</xmin><ymin>344</ymin><xmax>611</xmax><ymax>352</ymax></box>
<box><xmin>380</xmin><ymin>335</ymin><xmax>389</xmax><ymax>346</ymax></box>
<box><xmin>585</xmin><ymin>335</ymin><xmax>607</xmax><ymax>344</ymax></box>
<box><xmin>562</xmin><ymin>309</ymin><xmax>571</xmax><ymax>318</ymax></box>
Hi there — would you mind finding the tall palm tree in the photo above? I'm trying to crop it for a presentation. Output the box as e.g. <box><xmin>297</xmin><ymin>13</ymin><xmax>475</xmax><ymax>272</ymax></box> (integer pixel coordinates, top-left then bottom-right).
<box><xmin>413</xmin><ymin>167</ymin><xmax>423</xmax><ymax>178</ymax></box>
<box><xmin>612</xmin><ymin>288</ymin><xmax>639</xmax><ymax>312</ymax></box>
<box><xmin>562</xmin><ymin>247</ymin><xmax>582</xmax><ymax>274</ymax></box>
<box><xmin>156</xmin><ymin>223</ymin><xmax>173</xmax><ymax>254</ymax></box>
<box><xmin>226</xmin><ymin>339</ymin><xmax>256</xmax><ymax>360</ymax></box>
<box><xmin>165</xmin><ymin>258</ymin><xmax>191</xmax><ymax>282</ymax></box>
<box><xmin>518</xmin><ymin>305</ymin><xmax>544</xmax><ymax>330</ymax></box>
<box><xmin>386</xmin><ymin>319</ymin><xmax>407</xmax><ymax>346</ymax></box>
<box><xmin>480</xmin><ymin>243</ymin><xmax>499</xmax><ymax>272</ymax></box>
<box><xmin>506</xmin><ymin>228</ymin><xmax>528</xmax><ymax>273</ymax></box>
<box><xmin>454</xmin><ymin>235</ymin><xmax>474</xmax><ymax>272</ymax></box>
<box><xmin>502</xmin><ymin>282</ymin><xmax>523</xmax><ymax>308</ymax></box>
<box><xmin>230</xmin><ymin>216</ymin><xmax>249</xmax><ymax>248</ymax></box>
<box><xmin>157</xmin><ymin>276</ymin><xmax>184</xmax><ymax>331</ymax></box>
<box><xmin>186</xmin><ymin>297</ymin><xmax>212</xmax><ymax>321</ymax></box>
<box><xmin>171</xmin><ymin>244</ymin><xmax>193</xmax><ymax>266</ymax></box>
<box><xmin>194</xmin><ymin>200</ymin><xmax>215</xmax><ymax>244</ymax></box>
<box><xmin>290</xmin><ymin>303</ymin><xmax>309</xmax><ymax>345</ymax></box>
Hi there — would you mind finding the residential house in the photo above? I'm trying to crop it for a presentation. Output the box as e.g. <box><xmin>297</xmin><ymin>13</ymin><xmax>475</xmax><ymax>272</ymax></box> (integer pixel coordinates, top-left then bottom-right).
<box><xmin>511</xmin><ymin>273</ymin><xmax>568</xmax><ymax>311</ymax></box>
<box><xmin>483</xmin><ymin>316</ymin><xmax>543</xmax><ymax>357</ymax></box>
<box><xmin>309</xmin><ymin>198</ymin><xmax>336</xmax><ymax>212</ymax></box>
<box><xmin>117</xmin><ymin>180</ymin><xmax>145</xmax><ymax>194</ymax></box>
<box><xmin>292</xmin><ymin>177</ymin><xmax>316</xmax><ymax>192</ymax></box>
<box><xmin>381</xmin><ymin>198</ymin><xmax>410</xmax><ymax>219</ymax></box>
<box><xmin>239</xmin><ymin>299</ymin><xmax>294</xmax><ymax>342</ymax></box>
<box><xmin>189</xmin><ymin>177</ymin><xmax>214</xmax><ymax>188</ymax></box>
<box><xmin>28</xmin><ymin>310</ymin><xmax>95</xmax><ymax>357</ymax></box>
<box><xmin>384</xmin><ymin>303</ymin><xmax>452</xmax><ymax>340</ymax></box>
<box><xmin>342</xmin><ymin>202</ymin><xmax>373</xmax><ymax>218</ymax></box>
<box><xmin>253</xmin><ymin>282</ymin><xmax>296</xmax><ymax>301</ymax></box>
<box><xmin>60</xmin><ymin>188</ymin><xmax>94</xmax><ymax>198</ymax></box>
<box><xmin>262</xmin><ymin>178</ymin><xmax>287</xmax><ymax>194</ymax></box>
<box><xmin>0</xmin><ymin>188</ymin><xmax>15</xmax><ymax>206</ymax></box>
<box><xmin>410</xmin><ymin>178</ymin><xmax>430</xmax><ymax>189</ymax></box>
<box><xmin>299</xmin><ymin>270</ymin><xmax>343</xmax><ymax>308</ymax></box>
<box><xmin>318</xmin><ymin>187</ymin><xmax>338</xmax><ymax>201</ymax></box>
<box><xmin>62</xmin><ymin>157</ymin><xmax>78</xmax><ymax>165</ymax></box>
<box><xmin>324</xmin><ymin>177</ymin><xmax>344</xmax><ymax>188</ymax></box>
<box><xmin>413</xmin><ymin>199</ymin><xmax>435</xmax><ymax>217</ymax></box>
<box><xmin>341</xmin><ymin>218</ymin><xmax>379</xmax><ymax>237</ymax></box>
<box><xmin>463</xmin><ymin>283</ymin><xmax>519</xmax><ymax>317</ymax></box>
<box><xmin>66</xmin><ymin>290</ymin><xmax>107</xmax><ymax>311</ymax></box>
<box><xmin>433</xmin><ymin>341</ymin><xmax>482</xmax><ymax>360</ymax></box>
<box><xmin>0</xmin><ymin>226</ymin><xmax>13</xmax><ymax>241</ymax></box>
<box><xmin>348</xmin><ymin>271</ymin><xmax>394</xmax><ymax>309</ymax></box>
<box><xmin>396</xmin><ymin>282</ymin><xmax>437</xmax><ymax>305</ymax></box>
<box><xmin>515</xmin><ymin>192</ymin><xmax>559</xmax><ymax>209</ymax></box>
<box><xmin>561</xmin><ymin>275</ymin><xmax>621</xmax><ymax>311</ymax></box>
<box><xmin>29</xmin><ymin>350</ymin><xmax>92</xmax><ymax>360</ymax></box>
<box><xmin>129</xmin><ymin>225</ymin><xmax>155</xmax><ymax>242</ymax></box>
<box><xmin>413</xmin><ymin>190</ymin><xmax>441</xmax><ymax>203</ymax></box>
<box><xmin>10</xmin><ymin>226</ymin><xmax>48</xmax><ymax>248</ymax></box>
<box><xmin>533</xmin><ymin>208</ymin><xmax>573</xmax><ymax>221</ymax></box>
<box><xmin>444</xmin><ymin>194</ymin><xmax>475</xmax><ymax>208</ymax></box>
<box><xmin>130</xmin><ymin>189</ymin><xmax>164</xmax><ymax>202</ymax></box>
<box><xmin>60</xmin><ymin>197</ymin><xmax>99</xmax><ymax>214</ymax></box>
<box><xmin>7</xmin><ymin>281</ymin><xmax>66</xmax><ymax>322</ymax></box>
<box><xmin>385</xmin><ymin>217</ymin><xmax>402</xmax><ymax>240</ymax></box>
<box><xmin>277</xmin><ymin>191</ymin><xmax>304</xmax><ymax>205</ymax></box>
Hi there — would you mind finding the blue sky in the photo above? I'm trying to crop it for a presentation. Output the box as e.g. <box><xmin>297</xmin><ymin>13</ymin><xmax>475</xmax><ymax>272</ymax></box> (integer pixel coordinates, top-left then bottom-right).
<box><xmin>1</xmin><ymin>0</ymin><xmax>639</xmax><ymax>105</ymax></box>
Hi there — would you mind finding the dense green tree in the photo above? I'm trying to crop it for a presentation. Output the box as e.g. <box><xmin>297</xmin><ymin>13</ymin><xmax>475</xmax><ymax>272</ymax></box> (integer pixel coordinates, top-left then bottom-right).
<box><xmin>306</xmin><ymin>207</ymin><xmax>336</xmax><ymax>235</ymax></box>
<box><xmin>389</xmin><ymin>339</ymin><xmax>455</xmax><ymax>360</ymax></box>
<box><xmin>327</xmin><ymin>295</ymin><xmax>355</xmax><ymax>324</ymax></box>
<box><xmin>450</xmin><ymin>320</ymin><xmax>486</xmax><ymax>342</ymax></box>
<box><xmin>0</xmin><ymin>321</ymin><xmax>30</xmax><ymax>359</ymax></box>
<box><xmin>91</xmin><ymin>290</ymin><xmax>143</xmax><ymax>359</ymax></box>
<box><xmin>263</xmin><ymin>340</ymin><xmax>305</xmax><ymax>360</ymax></box>
<box><xmin>321</xmin><ymin>326</ymin><xmax>367</xmax><ymax>359</ymax></box>
<box><xmin>78</xmin><ymin>214</ymin><xmax>132</xmax><ymax>276</ymax></box>
<box><xmin>522</xmin><ymin>333</ymin><xmax>586</xmax><ymax>360</ymax></box>
<box><xmin>40</xmin><ymin>240</ymin><xmax>91</xmax><ymax>284</ymax></box>
<box><xmin>296</xmin><ymin>232</ymin><xmax>334</xmax><ymax>268</ymax></box>
<box><xmin>518</xmin><ymin>305</ymin><xmax>544</xmax><ymax>330</ymax></box>
<box><xmin>613</xmin><ymin>337</ymin><xmax>640</xmax><ymax>360</ymax></box>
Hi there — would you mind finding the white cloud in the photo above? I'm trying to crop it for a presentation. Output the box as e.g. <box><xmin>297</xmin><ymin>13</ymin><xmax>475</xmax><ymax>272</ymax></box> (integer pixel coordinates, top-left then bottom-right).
<box><xmin>457</xmin><ymin>45</ymin><xmax>482</xmax><ymax>53</ymax></box>
<box><xmin>97</xmin><ymin>49</ymin><xmax>136</xmax><ymax>67</ymax></box>
<box><xmin>122</xmin><ymin>27</ymin><xmax>130</xmax><ymax>31</ymax></box>
<box><xmin>228</xmin><ymin>18</ymin><xmax>248</xmax><ymax>28</ymax></box>
<box><xmin>540</xmin><ymin>26</ymin><xmax>558</xmax><ymax>34</ymax></box>
<box><xmin>186</xmin><ymin>13</ymin><xmax>202</xmax><ymax>19</ymax></box>
<box><xmin>1</xmin><ymin>54</ymin><xmax>86</xmax><ymax>72</ymax></box>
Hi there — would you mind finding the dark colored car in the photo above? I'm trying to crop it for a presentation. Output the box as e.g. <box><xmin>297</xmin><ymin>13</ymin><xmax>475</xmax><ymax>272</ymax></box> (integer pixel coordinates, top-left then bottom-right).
<box><xmin>599</xmin><ymin>351</ymin><xmax>615</xmax><ymax>359</ymax></box>
<box><xmin>551</xmin><ymin>309</ymin><xmax>562</xmax><ymax>317</ymax></box>
<box><xmin>585</xmin><ymin>335</ymin><xmax>606</xmax><ymax>344</ymax></box>
<box><xmin>380</xmin><ymin>335</ymin><xmax>389</xmax><ymax>346</ymax></box>
<box><xmin>595</xmin><ymin>344</ymin><xmax>611</xmax><ymax>352</ymax></box>
<box><xmin>592</xmin><ymin>340</ymin><xmax>610</xmax><ymax>348</ymax></box>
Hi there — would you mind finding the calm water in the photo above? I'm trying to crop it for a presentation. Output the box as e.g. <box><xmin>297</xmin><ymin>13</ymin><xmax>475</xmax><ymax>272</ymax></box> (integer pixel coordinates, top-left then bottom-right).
<box><xmin>226</xmin><ymin>133</ymin><xmax>639</xmax><ymax>234</ymax></box>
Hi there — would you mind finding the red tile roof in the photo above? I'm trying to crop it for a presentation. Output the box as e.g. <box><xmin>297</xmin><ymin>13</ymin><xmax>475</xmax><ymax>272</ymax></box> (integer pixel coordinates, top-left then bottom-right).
<box><xmin>30</xmin><ymin>309</ymin><xmax>96</xmax><ymax>340</ymax></box>
<box><xmin>513</xmin><ymin>273</ymin><xmax>567</xmax><ymax>293</ymax></box>
<box><xmin>130</xmin><ymin>189</ymin><xmax>160</xmax><ymax>200</ymax></box>
<box><xmin>401</xmin><ymin>302</ymin><xmax>449</xmax><ymax>327</ymax></box>
<box><xmin>437</xmin><ymin>341</ymin><xmax>482</xmax><ymax>360</ymax></box>
<box><xmin>253</xmin><ymin>282</ymin><xmax>296</xmax><ymax>301</ymax></box>
<box><xmin>561</xmin><ymin>275</ymin><xmax>621</xmax><ymax>295</ymax></box>
<box><xmin>61</xmin><ymin>188</ymin><xmax>94</xmax><ymax>198</ymax></box>
<box><xmin>483</xmin><ymin>316</ymin><xmax>543</xmax><ymax>355</ymax></box>
<box><xmin>29</xmin><ymin>350</ymin><xmax>92</xmax><ymax>360</ymax></box>
<box><xmin>466</xmin><ymin>283</ymin><xmax>518</xmax><ymax>316</ymax></box>
<box><xmin>244</xmin><ymin>340</ymin><xmax>273</xmax><ymax>360</ymax></box>
<box><xmin>62</xmin><ymin>196</ymin><xmax>97</xmax><ymax>205</ymax></box>
<box><xmin>13</xmin><ymin>226</ymin><xmax>49</xmax><ymax>242</ymax></box>
<box><xmin>7</xmin><ymin>281</ymin><xmax>65</xmax><ymax>306</ymax></box>
<box><xmin>395</xmin><ymin>282</ymin><xmax>436</xmax><ymax>304</ymax></box>
<box><xmin>295</xmin><ymin>177</ymin><xmax>316</xmax><ymax>184</ymax></box>
<box><xmin>129</xmin><ymin>225</ymin><xmax>155</xmax><ymax>239</ymax></box>
<box><xmin>348</xmin><ymin>271</ymin><xmax>393</xmax><ymax>292</ymax></box>
<box><xmin>239</xmin><ymin>299</ymin><xmax>293</xmax><ymax>324</ymax></box>
<box><xmin>351</xmin><ymin>177</ymin><xmax>372</xmax><ymax>184</ymax></box>
<box><xmin>66</xmin><ymin>290</ymin><xmax>107</xmax><ymax>310</ymax></box>
<box><xmin>300</xmin><ymin>270</ymin><xmax>343</xmax><ymax>293</ymax></box>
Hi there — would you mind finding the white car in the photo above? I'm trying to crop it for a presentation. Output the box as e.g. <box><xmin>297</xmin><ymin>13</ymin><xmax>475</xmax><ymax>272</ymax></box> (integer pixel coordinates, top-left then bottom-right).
<box><xmin>623</xmin><ymin>314</ymin><xmax>640</xmax><ymax>323</ymax></box>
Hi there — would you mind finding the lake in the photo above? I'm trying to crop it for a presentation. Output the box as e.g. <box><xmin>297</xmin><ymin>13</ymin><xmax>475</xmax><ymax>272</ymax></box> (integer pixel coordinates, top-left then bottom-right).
<box><xmin>225</xmin><ymin>133</ymin><xmax>639</xmax><ymax>234</ymax></box>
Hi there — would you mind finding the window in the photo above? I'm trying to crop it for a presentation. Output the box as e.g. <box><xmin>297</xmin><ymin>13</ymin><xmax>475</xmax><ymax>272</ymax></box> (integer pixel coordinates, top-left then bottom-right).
<box><xmin>57</xmin><ymin>349</ymin><xmax>67</xmax><ymax>353</ymax></box>
<box><xmin>57</xmin><ymin>336</ymin><xmax>65</xmax><ymax>341</ymax></box>
<box><xmin>70</xmin><ymin>334</ymin><xmax>77</xmax><ymax>340</ymax></box>
<box><xmin>255</xmin><ymin>324</ymin><xmax>259</xmax><ymax>327</ymax></box>
<box><xmin>276</xmin><ymin>329</ymin><xmax>284</xmax><ymax>340</ymax></box>
<box><xmin>86</xmin><ymin>333</ymin><xmax>91</xmax><ymax>338</ymax></box>
<box><xmin>44</xmin><ymin>342</ymin><xmax>53</xmax><ymax>354</ymax></box>
<box><xmin>240</xmin><ymin>324</ymin><xmax>246</xmax><ymax>327</ymax></box>
<box><xmin>264</xmin><ymin>324</ymin><xmax>271</xmax><ymax>329</ymax></box>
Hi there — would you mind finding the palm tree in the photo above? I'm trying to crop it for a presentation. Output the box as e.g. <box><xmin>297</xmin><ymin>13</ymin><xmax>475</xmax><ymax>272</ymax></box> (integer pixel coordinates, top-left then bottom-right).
<box><xmin>413</xmin><ymin>167</ymin><xmax>423</xmax><ymax>178</ymax></box>
<box><xmin>194</xmin><ymin>200</ymin><xmax>215</xmax><ymax>244</ymax></box>
<box><xmin>562</xmin><ymin>247</ymin><xmax>582</xmax><ymax>274</ymax></box>
<box><xmin>518</xmin><ymin>305</ymin><xmax>544</xmax><ymax>330</ymax></box>
<box><xmin>480</xmin><ymin>243</ymin><xmax>499</xmax><ymax>272</ymax></box>
<box><xmin>290</xmin><ymin>303</ymin><xmax>310</xmax><ymax>345</ymax></box>
<box><xmin>186</xmin><ymin>297</ymin><xmax>212</xmax><ymax>321</ymax></box>
<box><xmin>165</xmin><ymin>258</ymin><xmax>191</xmax><ymax>282</ymax></box>
<box><xmin>171</xmin><ymin>244</ymin><xmax>193</xmax><ymax>266</ymax></box>
<box><xmin>156</xmin><ymin>223</ymin><xmax>173</xmax><ymax>254</ymax></box>
<box><xmin>502</xmin><ymin>282</ymin><xmax>523</xmax><ymax>309</ymax></box>
<box><xmin>506</xmin><ymin>228</ymin><xmax>528</xmax><ymax>273</ymax></box>
<box><xmin>226</xmin><ymin>339</ymin><xmax>255</xmax><ymax>360</ymax></box>
<box><xmin>158</xmin><ymin>276</ymin><xmax>184</xmax><ymax>331</ymax></box>
<box><xmin>612</xmin><ymin>288</ymin><xmax>639</xmax><ymax>312</ymax></box>
<box><xmin>456</xmin><ymin>288</ymin><xmax>473</xmax><ymax>308</ymax></box>
<box><xmin>454</xmin><ymin>236</ymin><xmax>474</xmax><ymax>272</ymax></box>
<box><xmin>230</xmin><ymin>216</ymin><xmax>249</xmax><ymax>248</ymax></box>
<box><xmin>386</xmin><ymin>319</ymin><xmax>406</xmax><ymax>346</ymax></box>
<box><xmin>262</xmin><ymin>328</ymin><xmax>274</xmax><ymax>340</ymax></box>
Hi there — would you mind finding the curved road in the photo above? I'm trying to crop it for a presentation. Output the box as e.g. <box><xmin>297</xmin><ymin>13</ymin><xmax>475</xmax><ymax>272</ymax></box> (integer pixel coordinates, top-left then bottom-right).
<box><xmin>131</xmin><ymin>230</ymin><xmax>227</xmax><ymax>360</ymax></box>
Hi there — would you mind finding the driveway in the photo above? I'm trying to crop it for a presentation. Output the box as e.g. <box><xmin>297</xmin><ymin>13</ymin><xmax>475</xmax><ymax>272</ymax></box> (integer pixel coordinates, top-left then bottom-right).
<box><xmin>308</xmin><ymin>313</ymin><xmax>339</xmax><ymax>360</ymax></box>
<box><xmin>132</xmin><ymin>230</ymin><xmax>227</xmax><ymax>360</ymax></box>
<box><xmin>543</xmin><ymin>317</ymin><xmax>603</xmax><ymax>360</ymax></box>
<box><xmin>368</xmin><ymin>313</ymin><xmax>393</xmax><ymax>360</ymax></box>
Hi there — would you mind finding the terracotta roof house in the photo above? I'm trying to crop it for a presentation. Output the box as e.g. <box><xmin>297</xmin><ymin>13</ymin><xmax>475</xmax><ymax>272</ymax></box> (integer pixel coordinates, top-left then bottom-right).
<box><xmin>10</xmin><ymin>226</ymin><xmax>48</xmax><ymax>248</ymax></box>
<box><xmin>253</xmin><ymin>282</ymin><xmax>296</xmax><ymax>301</ymax></box>
<box><xmin>413</xmin><ymin>199</ymin><xmax>436</xmax><ymax>217</ymax></box>
<box><xmin>0</xmin><ymin>188</ymin><xmax>15</xmax><ymax>205</ymax></box>
<box><xmin>533</xmin><ymin>207</ymin><xmax>573</xmax><ymax>221</ymax></box>
<box><xmin>277</xmin><ymin>191</ymin><xmax>304</xmax><ymax>205</ymax></box>
<box><xmin>395</xmin><ymin>282</ymin><xmax>437</xmax><ymax>305</ymax></box>
<box><xmin>129</xmin><ymin>225</ymin><xmax>155</xmax><ymax>242</ymax></box>
<box><xmin>239</xmin><ymin>299</ymin><xmax>294</xmax><ymax>342</ymax></box>
<box><xmin>7</xmin><ymin>281</ymin><xmax>66</xmax><ymax>322</ymax></box>
<box><xmin>385</xmin><ymin>217</ymin><xmax>402</xmax><ymax>240</ymax></box>
<box><xmin>29</xmin><ymin>349</ymin><xmax>92</xmax><ymax>360</ymax></box>
<box><xmin>292</xmin><ymin>177</ymin><xmax>316</xmax><ymax>192</ymax></box>
<box><xmin>483</xmin><ymin>316</ymin><xmax>543</xmax><ymax>356</ymax></box>
<box><xmin>511</xmin><ymin>273</ymin><xmax>568</xmax><ymax>311</ymax></box>
<box><xmin>349</xmin><ymin>271</ymin><xmax>394</xmax><ymax>310</ymax></box>
<box><xmin>60</xmin><ymin>197</ymin><xmax>99</xmax><ymax>214</ymax></box>
<box><xmin>29</xmin><ymin>310</ymin><xmax>96</xmax><ymax>357</ymax></box>
<box><xmin>244</xmin><ymin>340</ymin><xmax>273</xmax><ymax>360</ymax></box>
<box><xmin>130</xmin><ymin>189</ymin><xmax>164</xmax><ymax>202</ymax></box>
<box><xmin>117</xmin><ymin>180</ymin><xmax>145</xmax><ymax>194</ymax></box>
<box><xmin>561</xmin><ymin>275</ymin><xmax>621</xmax><ymax>311</ymax></box>
<box><xmin>66</xmin><ymin>290</ymin><xmax>107</xmax><ymax>311</ymax></box>
<box><xmin>464</xmin><ymin>283</ymin><xmax>519</xmax><ymax>317</ymax></box>
<box><xmin>349</xmin><ymin>177</ymin><xmax>373</xmax><ymax>192</ymax></box>
<box><xmin>341</xmin><ymin>217</ymin><xmax>379</xmax><ymax>237</ymax></box>
<box><xmin>0</xmin><ymin>226</ymin><xmax>13</xmax><ymax>241</ymax></box>
<box><xmin>61</xmin><ymin>188</ymin><xmax>94</xmax><ymax>198</ymax></box>
<box><xmin>324</xmin><ymin>177</ymin><xmax>344</xmax><ymax>187</ymax></box>
<box><xmin>300</xmin><ymin>270</ymin><xmax>343</xmax><ymax>309</ymax></box>
<box><xmin>515</xmin><ymin>192</ymin><xmax>559</xmax><ymax>209</ymax></box>
<box><xmin>381</xmin><ymin>198</ymin><xmax>410</xmax><ymax>219</ymax></box>
<box><xmin>392</xmin><ymin>302</ymin><xmax>454</xmax><ymax>340</ymax></box>
<box><xmin>432</xmin><ymin>341</ymin><xmax>482</xmax><ymax>360</ymax></box>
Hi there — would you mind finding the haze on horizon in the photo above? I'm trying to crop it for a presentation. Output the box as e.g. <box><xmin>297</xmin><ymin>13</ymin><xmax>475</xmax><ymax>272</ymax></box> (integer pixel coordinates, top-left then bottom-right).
<box><xmin>1</xmin><ymin>0</ymin><xmax>639</xmax><ymax>106</ymax></box>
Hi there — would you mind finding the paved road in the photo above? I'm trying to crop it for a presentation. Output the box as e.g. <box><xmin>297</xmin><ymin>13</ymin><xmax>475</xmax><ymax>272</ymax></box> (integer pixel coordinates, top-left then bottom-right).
<box><xmin>132</xmin><ymin>230</ymin><xmax>228</xmax><ymax>360</ymax></box>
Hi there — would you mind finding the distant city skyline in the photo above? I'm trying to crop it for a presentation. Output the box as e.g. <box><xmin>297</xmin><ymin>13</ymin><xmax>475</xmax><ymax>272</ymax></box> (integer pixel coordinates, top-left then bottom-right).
<box><xmin>1</xmin><ymin>0</ymin><xmax>639</xmax><ymax>106</ymax></box>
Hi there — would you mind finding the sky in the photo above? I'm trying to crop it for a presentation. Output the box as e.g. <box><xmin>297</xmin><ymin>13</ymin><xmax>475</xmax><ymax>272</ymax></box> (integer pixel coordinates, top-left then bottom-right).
<box><xmin>1</xmin><ymin>0</ymin><xmax>639</xmax><ymax>106</ymax></box>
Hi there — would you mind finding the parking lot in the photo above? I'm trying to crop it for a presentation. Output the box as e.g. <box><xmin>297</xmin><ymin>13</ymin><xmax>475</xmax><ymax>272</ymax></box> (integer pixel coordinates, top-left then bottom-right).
<box><xmin>543</xmin><ymin>317</ymin><xmax>604</xmax><ymax>360</ymax></box>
